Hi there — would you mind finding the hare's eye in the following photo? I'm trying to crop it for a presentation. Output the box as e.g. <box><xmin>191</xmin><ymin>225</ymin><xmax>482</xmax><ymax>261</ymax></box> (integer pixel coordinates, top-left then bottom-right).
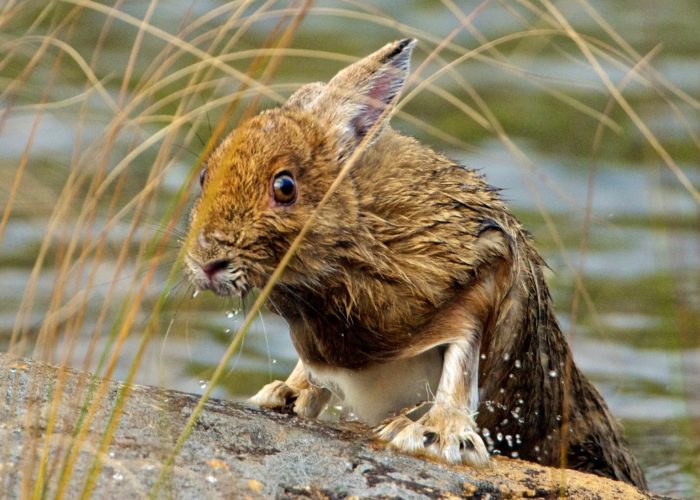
<box><xmin>272</xmin><ymin>171</ymin><xmax>297</xmax><ymax>205</ymax></box>
<box><xmin>198</xmin><ymin>167</ymin><xmax>207</xmax><ymax>188</ymax></box>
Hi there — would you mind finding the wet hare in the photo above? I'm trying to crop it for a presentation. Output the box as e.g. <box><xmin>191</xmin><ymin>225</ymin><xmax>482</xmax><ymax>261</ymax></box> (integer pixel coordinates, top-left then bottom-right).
<box><xmin>184</xmin><ymin>39</ymin><xmax>646</xmax><ymax>489</ymax></box>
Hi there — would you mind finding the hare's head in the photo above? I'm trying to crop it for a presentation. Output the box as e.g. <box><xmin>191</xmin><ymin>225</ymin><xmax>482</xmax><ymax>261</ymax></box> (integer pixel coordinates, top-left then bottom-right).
<box><xmin>184</xmin><ymin>39</ymin><xmax>415</xmax><ymax>296</ymax></box>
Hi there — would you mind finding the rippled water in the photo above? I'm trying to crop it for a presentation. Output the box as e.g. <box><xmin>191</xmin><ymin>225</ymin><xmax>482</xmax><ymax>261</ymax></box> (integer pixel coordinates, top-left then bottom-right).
<box><xmin>1</xmin><ymin>1</ymin><xmax>698</xmax><ymax>496</ymax></box>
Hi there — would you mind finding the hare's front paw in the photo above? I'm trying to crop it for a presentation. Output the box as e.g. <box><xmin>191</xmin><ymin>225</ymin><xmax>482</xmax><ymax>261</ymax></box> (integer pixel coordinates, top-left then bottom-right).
<box><xmin>375</xmin><ymin>405</ymin><xmax>489</xmax><ymax>466</ymax></box>
<box><xmin>249</xmin><ymin>380</ymin><xmax>297</xmax><ymax>408</ymax></box>
<box><xmin>248</xmin><ymin>380</ymin><xmax>329</xmax><ymax>419</ymax></box>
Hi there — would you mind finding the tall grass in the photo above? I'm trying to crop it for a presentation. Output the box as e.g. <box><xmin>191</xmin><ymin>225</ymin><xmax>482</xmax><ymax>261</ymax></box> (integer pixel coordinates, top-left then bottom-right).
<box><xmin>0</xmin><ymin>0</ymin><xmax>698</xmax><ymax>496</ymax></box>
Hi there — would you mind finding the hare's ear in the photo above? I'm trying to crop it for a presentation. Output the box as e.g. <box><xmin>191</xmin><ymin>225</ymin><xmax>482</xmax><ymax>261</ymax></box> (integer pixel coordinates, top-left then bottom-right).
<box><xmin>307</xmin><ymin>39</ymin><xmax>416</xmax><ymax>156</ymax></box>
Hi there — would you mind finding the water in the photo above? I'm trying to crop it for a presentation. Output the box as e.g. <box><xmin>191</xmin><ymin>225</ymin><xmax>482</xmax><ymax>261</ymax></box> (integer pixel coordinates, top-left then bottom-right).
<box><xmin>1</xmin><ymin>1</ymin><xmax>698</xmax><ymax>497</ymax></box>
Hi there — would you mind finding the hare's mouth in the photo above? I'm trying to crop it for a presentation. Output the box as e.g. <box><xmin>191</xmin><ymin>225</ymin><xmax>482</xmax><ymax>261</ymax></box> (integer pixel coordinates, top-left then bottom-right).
<box><xmin>185</xmin><ymin>255</ymin><xmax>251</xmax><ymax>298</ymax></box>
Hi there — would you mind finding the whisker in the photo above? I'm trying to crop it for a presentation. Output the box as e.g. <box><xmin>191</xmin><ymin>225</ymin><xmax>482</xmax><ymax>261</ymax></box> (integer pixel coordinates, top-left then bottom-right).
<box><xmin>257</xmin><ymin>308</ymin><xmax>273</xmax><ymax>382</ymax></box>
<box><xmin>271</xmin><ymin>280</ymin><xmax>325</xmax><ymax>318</ymax></box>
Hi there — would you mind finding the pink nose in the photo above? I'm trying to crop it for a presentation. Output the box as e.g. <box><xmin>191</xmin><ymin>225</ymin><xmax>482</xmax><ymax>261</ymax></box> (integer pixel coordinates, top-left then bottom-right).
<box><xmin>202</xmin><ymin>259</ymin><xmax>229</xmax><ymax>280</ymax></box>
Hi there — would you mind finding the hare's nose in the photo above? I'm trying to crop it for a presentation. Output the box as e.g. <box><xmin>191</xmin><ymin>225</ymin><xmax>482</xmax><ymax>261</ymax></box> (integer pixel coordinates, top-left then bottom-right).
<box><xmin>202</xmin><ymin>259</ymin><xmax>230</xmax><ymax>280</ymax></box>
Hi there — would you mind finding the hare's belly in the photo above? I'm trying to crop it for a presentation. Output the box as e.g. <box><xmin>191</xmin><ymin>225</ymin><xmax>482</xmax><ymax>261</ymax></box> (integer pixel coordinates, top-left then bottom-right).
<box><xmin>306</xmin><ymin>348</ymin><xmax>443</xmax><ymax>425</ymax></box>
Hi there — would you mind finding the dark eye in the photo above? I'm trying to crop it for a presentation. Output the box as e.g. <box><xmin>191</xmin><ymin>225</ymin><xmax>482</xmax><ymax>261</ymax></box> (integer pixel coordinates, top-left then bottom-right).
<box><xmin>198</xmin><ymin>167</ymin><xmax>207</xmax><ymax>188</ymax></box>
<box><xmin>272</xmin><ymin>171</ymin><xmax>297</xmax><ymax>205</ymax></box>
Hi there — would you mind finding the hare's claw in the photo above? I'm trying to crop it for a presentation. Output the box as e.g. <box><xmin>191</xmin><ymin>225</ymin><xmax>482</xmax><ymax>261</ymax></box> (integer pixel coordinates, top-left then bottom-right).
<box><xmin>376</xmin><ymin>405</ymin><xmax>489</xmax><ymax>466</ymax></box>
<box><xmin>249</xmin><ymin>380</ymin><xmax>330</xmax><ymax>419</ymax></box>
<box><xmin>249</xmin><ymin>380</ymin><xmax>297</xmax><ymax>408</ymax></box>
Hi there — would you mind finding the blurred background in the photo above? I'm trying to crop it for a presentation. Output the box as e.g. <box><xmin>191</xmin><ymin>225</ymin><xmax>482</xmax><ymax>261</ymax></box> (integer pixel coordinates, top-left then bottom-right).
<box><xmin>1</xmin><ymin>0</ymin><xmax>698</xmax><ymax>496</ymax></box>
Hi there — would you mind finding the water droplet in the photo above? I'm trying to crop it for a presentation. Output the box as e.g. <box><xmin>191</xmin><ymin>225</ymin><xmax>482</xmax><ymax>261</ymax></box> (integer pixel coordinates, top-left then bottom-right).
<box><xmin>505</xmin><ymin>435</ymin><xmax>513</xmax><ymax>447</ymax></box>
<box><xmin>226</xmin><ymin>311</ymin><xmax>234</xmax><ymax>319</ymax></box>
<box><xmin>508</xmin><ymin>373</ymin><xmax>514</xmax><ymax>379</ymax></box>
<box><xmin>199</xmin><ymin>380</ymin><xmax>207</xmax><ymax>390</ymax></box>
<box><xmin>192</xmin><ymin>290</ymin><xmax>199</xmax><ymax>298</ymax></box>
<box><xmin>518</xmin><ymin>398</ymin><xmax>524</xmax><ymax>405</ymax></box>
<box><xmin>224</xmin><ymin>328</ymin><xmax>231</xmax><ymax>334</ymax></box>
<box><xmin>112</xmin><ymin>472</ymin><xmax>123</xmax><ymax>481</ymax></box>
<box><xmin>555</xmin><ymin>414</ymin><xmax>561</xmax><ymax>422</ymax></box>
<box><xmin>514</xmin><ymin>359</ymin><xmax>521</xmax><ymax>369</ymax></box>
<box><xmin>272</xmin><ymin>359</ymin><xmax>277</xmax><ymax>364</ymax></box>
<box><xmin>496</xmin><ymin>432</ymin><xmax>503</xmax><ymax>442</ymax></box>
<box><xmin>548</xmin><ymin>370</ymin><xmax>558</xmax><ymax>378</ymax></box>
<box><xmin>511</xmin><ymin>451</ymin><xmax>519</xmax><ymax>458</ymax></box>
<box><xmin>499</xmin><ymin>388</ymin><xmax>505</xmax><ymax>394</ymax></box>
<box><xmin>503</xmin><ymin>353</ymin><xmax>510</xmax><ymax>361</ymax></box>
<box><xmin>206</xmin><ymin>475</ymin><xmax>217</xmax><ymax>484</ymax></box>
<box><xmin>480</xmin><ymin>354</ymin><xmax>486</xmax><ymax>360</ymax></box>
<box><xmin>482</xmin><ymin>428</ymin><xmax>490</xmax><ymax>438</ymax></box>
<box><xmin>500</xmin><ymin>418</ymin><xmax>509</xmax><ymax>426</ymax></box>
<box><xmin>534</xmin><ymin>446</ymin><xmax>540</xmax><ymax>452</ymax></box>
<box><xmin>108</xmin><ymin>452</ymin><xmax>115</xmax><ymax>459</ymax></box>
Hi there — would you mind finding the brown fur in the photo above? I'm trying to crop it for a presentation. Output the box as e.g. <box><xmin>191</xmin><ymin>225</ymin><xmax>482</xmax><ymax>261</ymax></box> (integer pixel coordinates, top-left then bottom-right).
<box><xmin>183</xmin><ymin>39</ymin><xmax>646</xmax><ymax>489</ymax></box>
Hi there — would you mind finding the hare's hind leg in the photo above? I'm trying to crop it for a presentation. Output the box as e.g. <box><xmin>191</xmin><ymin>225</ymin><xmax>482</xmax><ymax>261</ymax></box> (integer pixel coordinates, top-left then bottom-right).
<box><xmin>375</xmin><ymin>336</ymin><xmax>489</xmax><ymax>466</ymax></box>
<box><xmin>375</xmin><ymin>256</ymin><xmax>513</xmax><ymax>466</ymax></box>
<box><xmin>249</xmin><ymin>359</ymin><xmax>331</xmax><ymax>418</ymax></box>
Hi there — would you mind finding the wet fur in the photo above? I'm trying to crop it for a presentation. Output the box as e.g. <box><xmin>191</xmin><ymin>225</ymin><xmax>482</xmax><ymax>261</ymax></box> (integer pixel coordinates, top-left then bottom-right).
<box><xmin>184</xmin><ymin>40</ymin><xmax>646</xmax><ymax>489</ymax></box>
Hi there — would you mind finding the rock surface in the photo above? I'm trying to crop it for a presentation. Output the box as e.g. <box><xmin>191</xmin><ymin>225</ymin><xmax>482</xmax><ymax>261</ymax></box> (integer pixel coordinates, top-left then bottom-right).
<box><xmin>0</xmin><ymin>352</ymin><xmax>661</xmax><ymax>499</ymax></box>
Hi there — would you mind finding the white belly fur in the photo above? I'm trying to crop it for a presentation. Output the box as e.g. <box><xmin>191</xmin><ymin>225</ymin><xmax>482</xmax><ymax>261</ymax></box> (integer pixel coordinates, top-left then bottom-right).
<box><xmin>306</xmin><ymin>348</ymin><xmax>443</xmax><ymax>425</ymax></box>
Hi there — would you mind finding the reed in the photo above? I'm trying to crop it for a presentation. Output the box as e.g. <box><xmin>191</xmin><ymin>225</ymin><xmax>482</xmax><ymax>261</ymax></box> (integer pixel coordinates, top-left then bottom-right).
<box><xmin>0</xmin><ymin>0</ymin><xmax>697</xmax><ymax>496</ymax></box>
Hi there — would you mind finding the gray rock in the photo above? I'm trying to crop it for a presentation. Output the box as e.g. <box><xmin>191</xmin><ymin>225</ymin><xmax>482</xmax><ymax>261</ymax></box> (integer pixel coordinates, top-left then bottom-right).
<box><xmin>0</xmin><ymin>353</ymin><xmax>659</xmax><ymax>499</ymax></box>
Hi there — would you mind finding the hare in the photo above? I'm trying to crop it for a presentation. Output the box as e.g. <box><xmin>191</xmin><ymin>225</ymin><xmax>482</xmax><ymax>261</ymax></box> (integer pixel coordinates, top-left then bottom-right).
<box><xmin>183</xmin><ymin>39</ymin><xmax>646</xmax><ymax>489</ymax></box>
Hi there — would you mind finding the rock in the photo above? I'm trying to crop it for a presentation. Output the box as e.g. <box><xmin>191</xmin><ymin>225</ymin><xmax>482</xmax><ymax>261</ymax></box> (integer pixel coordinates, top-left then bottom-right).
<box><xmin>0</xmin><ymin>353</ymin><xmax>661</xmax><ymax>499</ymax></box>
